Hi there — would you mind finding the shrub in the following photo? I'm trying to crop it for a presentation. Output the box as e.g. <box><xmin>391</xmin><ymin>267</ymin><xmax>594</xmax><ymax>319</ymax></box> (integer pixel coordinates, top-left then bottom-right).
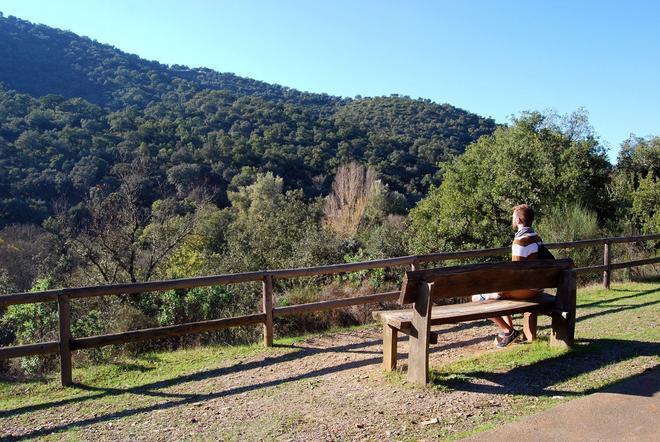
<box><xmin>536</xmin><ymin>203</ymin><xmax>602</xmax><ymax>274</ymax></box>
<box><xmin>0</xmin><ymin>278</ymin><xmax>58</xmax><ymax>374</ymax></box>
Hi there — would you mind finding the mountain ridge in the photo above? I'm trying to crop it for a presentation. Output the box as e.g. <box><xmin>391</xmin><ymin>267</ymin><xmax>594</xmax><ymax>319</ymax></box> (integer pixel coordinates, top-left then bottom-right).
<box><xmin>0</xmin><ymin>14</ymin><xmax>497</xmax><ymax>227</ymax></box>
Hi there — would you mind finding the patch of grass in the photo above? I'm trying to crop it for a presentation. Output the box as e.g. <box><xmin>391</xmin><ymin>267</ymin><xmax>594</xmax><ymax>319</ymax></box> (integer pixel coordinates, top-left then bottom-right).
<box><xmin>0</xmin><ymin>322</ymin><xmax>374</xmax><ymax>412</ymax></box>
<box><xmin>0</xmin><ymin>343</ymin><xmax>267</xmax><ymax>410</ymax></box>
<box><xmin>421</xmin><ymin>279</ymin><xmax>659</xmax><ymax>440</ymax></box>
<box><xmin>430</xmin><ymin>279</ymin><xmax>658</xmax><ymax>384</ymax></box>
<box><xmin>0</xmin><ymin>280</ymin><xmax>657</xmax><ymax>441</ymax></box>
<box><xmin>430</xmin><ymin>340</ymin><xmax>568</xmax><ymax>386</ymax></box>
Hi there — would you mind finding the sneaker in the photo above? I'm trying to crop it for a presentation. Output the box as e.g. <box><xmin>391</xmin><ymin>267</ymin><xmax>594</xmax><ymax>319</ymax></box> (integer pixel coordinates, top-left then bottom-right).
<box><xmin>496</xmin><ymin>329</ymin><xmax>519</xmax><ymax>348</ymax></box>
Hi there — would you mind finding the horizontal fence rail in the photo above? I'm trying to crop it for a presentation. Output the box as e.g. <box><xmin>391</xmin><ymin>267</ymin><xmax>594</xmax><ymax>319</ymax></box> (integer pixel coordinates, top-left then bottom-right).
<box><xmin>0</xmin><ymin>233</ymin><xmax>657</xmax><ymax>386</ymax></box>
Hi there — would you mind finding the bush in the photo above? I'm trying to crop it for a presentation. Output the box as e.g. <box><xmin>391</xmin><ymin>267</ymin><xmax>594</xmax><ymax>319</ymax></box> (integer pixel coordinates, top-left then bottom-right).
<box><xmin>536</xmin><ymin>203</ymin><xmax>602</xmax><ymax>274</ymax></box>
<box><xmin>158</xmin><ymin>286</ymin><xmax>234</xmax><ymax>325</ymax></box>
<box><xmin>407</xmin><ymin>111</ymin><xmax>611</xmax><ymax>253</ymax></box>
<box><xmin>274</xmin><ymin>280</ymin><xmax>399</xmax><ymax>338</ymax></box>
<box><xmin>0</xmin><ymin>278</ymin><xmax>58</xmax><ymax>374</ymax></box>
<box><xmin>157</xmin><ymin>284</ymin><xmax>261</xmax><ymax>346</ymax></box>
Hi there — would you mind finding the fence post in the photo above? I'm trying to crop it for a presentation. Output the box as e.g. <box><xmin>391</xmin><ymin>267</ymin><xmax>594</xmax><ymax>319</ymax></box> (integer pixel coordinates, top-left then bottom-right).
<box><xmin>603</xmin><ymin>242</ymin><xmax>611</xmax><ymax>289</ymax></box>
<box><xmin>58</xmin><ymin>294</ymin><xmax>73</xmax><ymax>386</ymax></box>
<box><xmin>262</xmin><ymin>274</ymin><xmax>273</xmax><ymax>347</ymax></box>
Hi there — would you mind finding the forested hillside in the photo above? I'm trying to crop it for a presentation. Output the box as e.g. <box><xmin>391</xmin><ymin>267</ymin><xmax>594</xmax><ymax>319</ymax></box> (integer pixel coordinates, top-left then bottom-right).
<box><xmin>0</xmin><ymin>14</ymin><xmax>657</xmax><ymax>377</ymax></box>
<box><xmin>0</xmin><ymin>14</ymin><xmax>496</xmax><ymax>227</ymax></box>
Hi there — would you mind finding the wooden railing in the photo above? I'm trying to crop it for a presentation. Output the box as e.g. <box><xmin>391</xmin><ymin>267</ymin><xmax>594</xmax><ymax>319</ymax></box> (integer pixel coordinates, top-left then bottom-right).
<box><xmin>0</xmin><ymin>233</ymin><xmax>658</xmax><ymax>386</ymax></box>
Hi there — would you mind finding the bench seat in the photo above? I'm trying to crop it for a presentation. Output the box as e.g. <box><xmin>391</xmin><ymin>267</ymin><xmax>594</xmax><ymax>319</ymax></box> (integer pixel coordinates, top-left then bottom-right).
<box><xmin>377</xmin><ymin>259</ymin><xmax>576</xmax><ymax>384</ymax></box>
<box><xmin>373</xmin><ymin>293</ymin><xmax>556</xmax><ymax>330</ymax></box>
<box><xmin>372</xmin><ymin>293</ymin><xmax>557</xmax><ymax>371</ymax></box>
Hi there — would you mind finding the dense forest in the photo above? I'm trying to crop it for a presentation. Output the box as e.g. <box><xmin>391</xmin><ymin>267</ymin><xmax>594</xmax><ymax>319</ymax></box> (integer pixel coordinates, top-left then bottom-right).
<box><xmin>0</xmin><ymin>14</ymin><xmax>657</xmax><ymax>376</ymax></box>
<box><xmin>0</xmin><ymin>14</ymin><xmax>496</xmax><ymax>227</ymax></box>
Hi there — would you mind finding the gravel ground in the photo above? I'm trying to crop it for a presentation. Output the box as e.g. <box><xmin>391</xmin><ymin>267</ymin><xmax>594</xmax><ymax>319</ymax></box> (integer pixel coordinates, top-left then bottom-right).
<box><xmin>1</xmin><ymin>283</ymin><xmax>658</xmax><ymax>441</ymax></box>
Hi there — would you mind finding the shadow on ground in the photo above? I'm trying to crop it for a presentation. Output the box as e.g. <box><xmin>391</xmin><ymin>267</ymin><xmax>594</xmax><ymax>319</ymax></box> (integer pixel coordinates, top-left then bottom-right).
<box><xmin>1</xmin><ymin>285</ymin><xmax>658</xmax><ymax>440</ymax></box>
<box><xmin>430</xmin><ymin>337</ymin><xmax>659</xmax><ymax>397</ymax></box>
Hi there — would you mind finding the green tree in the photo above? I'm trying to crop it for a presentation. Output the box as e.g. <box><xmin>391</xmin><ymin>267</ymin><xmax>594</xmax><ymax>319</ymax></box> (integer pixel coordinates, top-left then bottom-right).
<box><xmin>408</xmin><ymin>111</ymin><xmax>612</xmax><ymax>253</ymax></box>
<box><xmin>223</xmin><ymin>173</ymin><xmax>345</xmax><ymax>272</ymax></box>
<box><xmin>47</xmin><ymin>170</ymin><xmax>200</xmax><ymax>284</ymax></box>
<box><xmin>536</xmin><ymin>203</ymin><xmax>601</xmax><ymax>268</ymax></box>
<box><xmin>631</xmin><ymin>174</ymin><xmax>660</xmax><ymax>233</ymax></box>
<box><xmin>610</xmin><ymin>135</ymin><xmax>660</xmax><ymax>232</ymax></box>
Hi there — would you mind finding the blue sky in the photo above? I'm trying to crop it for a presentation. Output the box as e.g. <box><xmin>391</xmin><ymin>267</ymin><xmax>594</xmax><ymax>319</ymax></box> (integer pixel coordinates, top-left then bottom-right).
<box><xmin>3</xmin><ymin>0</ymin><xmax>659</xmax><ymax>161</ymax></box>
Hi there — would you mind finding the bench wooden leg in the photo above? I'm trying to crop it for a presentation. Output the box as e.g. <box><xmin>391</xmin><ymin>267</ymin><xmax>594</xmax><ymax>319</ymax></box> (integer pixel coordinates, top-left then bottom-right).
<box><xmin>523</xmin><ymin>312</ymin><xmax>537</xmax><ymax>341</ymax></box>
<box><xmin>407</xmin><ymin>282</ymin><xmax>433</xmax><ymax>385</ymax></box>
<box><xmin>550</xmin><ymin>311</ymin><xmax>575</xmax><ymax>348</ymax></box>
<box><xmin>551</xmin><ymin>269</ymin><xmax>576</xmax><ymax>348</ymax></box>
<box><xmin>383</xmin><ymin>324</ymin><xmax>398</xmax><ymax>371</ymax></box>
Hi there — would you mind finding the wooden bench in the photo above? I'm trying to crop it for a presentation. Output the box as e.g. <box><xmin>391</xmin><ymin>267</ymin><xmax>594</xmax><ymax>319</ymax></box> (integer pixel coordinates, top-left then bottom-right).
<box><xmin>372</xmin><ymin>259</ymin><xmax>576</xmax><ymax>385</ymax></box>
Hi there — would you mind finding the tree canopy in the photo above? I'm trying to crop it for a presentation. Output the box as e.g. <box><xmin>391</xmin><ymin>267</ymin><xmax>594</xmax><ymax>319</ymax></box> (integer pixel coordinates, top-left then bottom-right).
<box><xmin>0</xmin><ymin>15</ymin><xmax>497</xmax><ymax>228</ymax></box>
<box><xmin>408</xmin><ymin>111</ymin><xmax>612</xmax><ymax>252</ymax></box>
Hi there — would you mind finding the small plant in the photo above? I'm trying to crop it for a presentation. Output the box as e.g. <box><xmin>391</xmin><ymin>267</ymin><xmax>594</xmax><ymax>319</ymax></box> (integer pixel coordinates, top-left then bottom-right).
<box><xmin>537</xmin><ymin>203</ymin><xmax>602</xmax><ymax>273</ymax></box>
<box><xmin>0</xmin><ymin>278</ymin><xmax>58</xmax><ymax>374</ymax></box>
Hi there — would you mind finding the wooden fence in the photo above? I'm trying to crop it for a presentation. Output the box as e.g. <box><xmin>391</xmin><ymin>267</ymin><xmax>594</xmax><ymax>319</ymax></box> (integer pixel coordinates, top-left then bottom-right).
<box><xmin>0</xmin><ymin>233</ymin><xmax>658</xmax><ymax>386</ymax></box>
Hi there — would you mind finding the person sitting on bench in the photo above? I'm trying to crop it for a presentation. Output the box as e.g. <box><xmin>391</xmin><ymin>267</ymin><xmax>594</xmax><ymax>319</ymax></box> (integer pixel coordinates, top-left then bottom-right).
<box><xmin>473</xmin><ymin>204</ymin><xmax>545</xmax><ymax>347</ymax></box>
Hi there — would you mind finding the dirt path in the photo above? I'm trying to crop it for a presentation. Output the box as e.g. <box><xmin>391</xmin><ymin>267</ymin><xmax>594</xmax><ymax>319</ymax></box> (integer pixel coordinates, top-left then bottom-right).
<box><xmin>1</xmin><ymin>282</ymin><xmax>658</xmax><ymax>441</ymax></box>
<box><xmin>1</xmin><ymin>321</ymin><xmax>516</xmax><ymax>440</ymax></box>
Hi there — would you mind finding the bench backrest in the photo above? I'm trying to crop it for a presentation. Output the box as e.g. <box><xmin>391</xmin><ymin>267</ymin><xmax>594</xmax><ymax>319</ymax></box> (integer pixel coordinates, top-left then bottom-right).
<box><xmin>399</xmin><ymin>258</ymin><xmax>574</xmax><ymax>304</ymax></box>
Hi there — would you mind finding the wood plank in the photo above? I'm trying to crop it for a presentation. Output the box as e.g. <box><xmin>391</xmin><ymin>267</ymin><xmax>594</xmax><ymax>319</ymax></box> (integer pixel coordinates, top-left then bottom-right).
<box><xmin>400</xmin><ymin>259</ymin><xmax>573</xmax><ymax>304</ymax></box>
<box><xmin>604</xmin><ymin>233</ymin><xmax>660</xmax><ymax>244</ymax></box>
<box><xmin>275</xmin><ymin>291</ymin><xmax>399</xmax><ymax>317</ymax></box>
<box><xmin>0</xmin><ymin>341</ymin><xmax>60</xmax><ymax>359</ymax></box>
<box><xmin>58</xmin><ymin>294</ymin><xmax>73</xmax><ymax>386</ymax></box>
<box><xmin>523</xmin><ymin>312</ymin><xmax>538</xmax><ymax>341</ymax></box>
<box><xmin>383</xmin><ymin>324</ymin><xmax>397</xmax><ymax>371</ymax></box>
<box><xmin>610</xmin><ymin>256</ymin><xmax>660</xmax><ymax>270</ymax></box>
<box><xmin>575</xmin><ymin>264</ymin><xmax>608</xmax><ymax>274</ymax></box>
<box><xmin>415</xmin><ymin>247</ymin><xmax>510</xmax><ymax>264</ymax></box>
<box><xmin>555</xmin><ymin>270</ymin><xmax>577</xmax><ymax>313</ymax></box>
<box><xmin>262</xmin><ymin>275</ymin><xmax>273</xmax><ymax>347</ymax></box>
<box><xmin>375</xmin><ymin>294</ymin><xmax>557</xmax><ymax>330</ymax></box>
<box><xmin>71</xmin><ymin>313</ymin><xmax>265</xmax><ymax>350</ymax></box>
<box><xmin>551</xmin><ymin>269</ymin><xmax>576</xmax><ymax>348</ymax></box>
<box><xmin>65</xmin><ymin>272</ymin><xmax>265</xmax><ymax>300</ymax></box>
<box><xmin>0</xmin><ymin>289</ymin><xmax>61</xmax><ymax>308</ymax></box>
<box><xmin>407</xmin><ymin>282</ymin><xmax>433</xmax><ymax>385</ymax></box>
<box><xmin>1</xmin><ymin>235</ymin><xmax>655</xmax><ymax>307</ymax></box>
<box><xmin>603</xmin><ymin>242</ymin><xmax>611</xmax><ymax>289</ymax></box>
<box><xmin>545</xmin><ymin>233</ymin><xmax>659</xmax><ymax>249</ymax></box>
<box><xmin>269</xmin><ymin>256</ymin><xmax>415</xmax><ymax>278</ymax></box>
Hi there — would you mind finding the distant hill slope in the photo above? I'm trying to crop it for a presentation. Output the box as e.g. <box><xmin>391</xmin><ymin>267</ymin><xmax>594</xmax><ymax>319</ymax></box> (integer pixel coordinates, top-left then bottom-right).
<box><xmin>0</xmin><ymin>14</ymin><xmax>342</xmax><ymax>110</ymax></box>
<box><xmin>0</xmin><ymin>14</ymin><xmax>496</xmax><ymax>227</ymax></box>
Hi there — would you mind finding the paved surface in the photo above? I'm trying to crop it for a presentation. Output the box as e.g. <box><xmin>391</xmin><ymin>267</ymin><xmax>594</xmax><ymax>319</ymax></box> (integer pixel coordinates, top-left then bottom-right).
<box><xmin>463</xmin><ymin>366</ymin><xmax>660</xmax><ymax>442</ymax></box>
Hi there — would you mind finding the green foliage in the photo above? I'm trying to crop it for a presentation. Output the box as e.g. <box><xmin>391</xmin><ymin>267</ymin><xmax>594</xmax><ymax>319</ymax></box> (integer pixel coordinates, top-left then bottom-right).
<box><xmin>47</xmin><ymin>181</ymin><xmax>200</xmax><ymax>284</ymax></box>
<box><xmin>341</xmin><ymin>249</ymin><xmax>386</xmax><ymax>288</ymax></box>
<box><xmin>536</xmin><ymin>203</ymin><xmax>601</xmax><ymax>268</ymax></box>
<box><xmin>0</xmin><ymin>16</ymin><xmax>496</xmax><ymax>228</ymax></box>
<box><xmin>158</xmin><ymin>286</ymin><xmax>234</xmax><ymax>326</ymax></box>
<box><xmin>0</xmin><ymin>266</ymin><xmax>15</xmax><ymax>295</ymax></box>
<box><xmin>632</xmin><ymin>174</ymin><xmax>660</xmax><ymax>233</ymax></box>
<box><xmin>408</xmin><ymin>111</ymin><xmax>612</xmax><ymax>253</ymax></box>
<box><xmin>362</xmin><ymin>218</ymin><xmax>409</xmax><ymax>259</ymax></box>
<box><xmin>0</xmin><ymin>278</ymin><xmax>58</xmax><ymax>373</ymax></box>
<box><xmin>617</xmin><ymin>135</ymin><xmax>660</xmax><ymax>180</ymax></box>
<box><xmin>223</xmin><ymin>173</ymin><xmax>346</xmax><ymax>272</ymax></box>
<box><xmin>610</xmin><ymin>135</ymin><xmax>660</xmax><ymax>233</ymax></box>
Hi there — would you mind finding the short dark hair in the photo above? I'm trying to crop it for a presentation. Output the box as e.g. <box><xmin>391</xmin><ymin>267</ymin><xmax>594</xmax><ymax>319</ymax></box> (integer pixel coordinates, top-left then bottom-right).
<box><xmin>513</xmin><ymin>204</ymin><xmax>534</xmax><ymax>227</ymax></box>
